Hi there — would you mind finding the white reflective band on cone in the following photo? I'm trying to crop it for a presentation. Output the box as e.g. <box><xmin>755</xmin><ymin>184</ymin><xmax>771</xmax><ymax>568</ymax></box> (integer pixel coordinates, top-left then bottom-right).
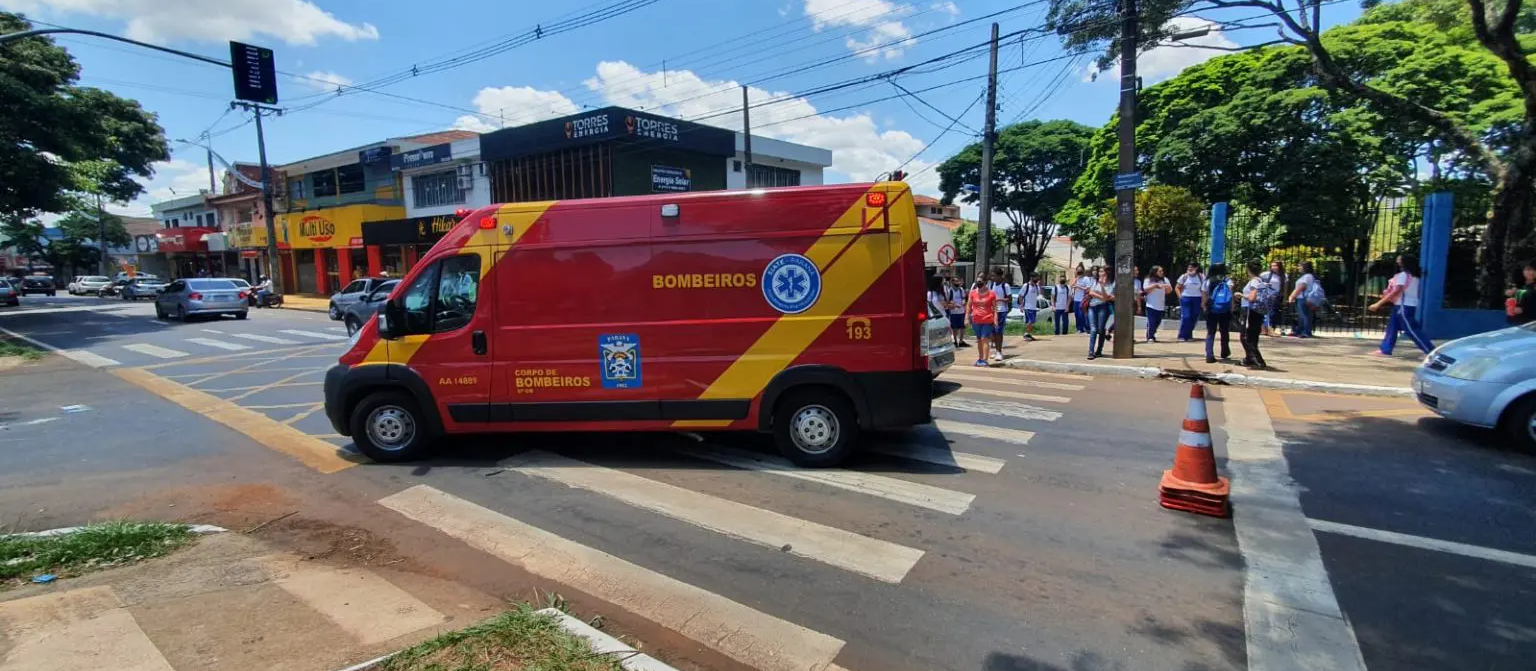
<box><xmin>1178</xmin><ymin>429</ymin><xmax>1213</xmax><ymax>449</ymax></box>
<box><xmin>1186</xmin><ymin>397</ymin><xmax>1209</xmax><ymax>421</ymax></box>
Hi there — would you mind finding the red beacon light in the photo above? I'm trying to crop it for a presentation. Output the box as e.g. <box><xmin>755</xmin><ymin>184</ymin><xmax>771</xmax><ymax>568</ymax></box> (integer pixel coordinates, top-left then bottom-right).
<box><xmin>454</xmin><ymin>208</ymin><xmax>472</xmax><ymax>220</ymax></box>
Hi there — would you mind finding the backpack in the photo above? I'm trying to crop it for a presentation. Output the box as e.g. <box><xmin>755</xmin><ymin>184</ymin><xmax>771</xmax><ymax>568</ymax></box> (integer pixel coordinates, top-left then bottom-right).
<box><xmin>1303</xmin><ymin>275</ymin><xmax>1326</xmax><ymax>308</ymax></box>
<box><xmin>1210</xmin><ymin>279</ymin><xmax>1233</xmax><ymax>314</ymax></box>
<box><xmin>1253</xmin><ymin>281</ymin><xmax>1279</xmax><ymax>315</ymax></box>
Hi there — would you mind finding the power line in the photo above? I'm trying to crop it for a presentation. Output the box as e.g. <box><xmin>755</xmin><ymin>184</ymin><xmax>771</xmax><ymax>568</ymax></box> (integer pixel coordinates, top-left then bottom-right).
<box><xmin>897</xmin><ymin>89</ymin><xmax>986</xmax><ymax>172</ymax></box>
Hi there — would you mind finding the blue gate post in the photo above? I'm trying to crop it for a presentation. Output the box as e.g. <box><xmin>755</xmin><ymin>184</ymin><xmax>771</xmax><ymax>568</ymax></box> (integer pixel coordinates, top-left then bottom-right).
<box><xmin>1209</xmin><ymin>202</ymin><xmax>1229</xmax><ymax>265</ymax></box>
<box><xmin>1419</xmin><ymin>191</ymin><xmax>1453</xmax><ymax>339</ymax></box>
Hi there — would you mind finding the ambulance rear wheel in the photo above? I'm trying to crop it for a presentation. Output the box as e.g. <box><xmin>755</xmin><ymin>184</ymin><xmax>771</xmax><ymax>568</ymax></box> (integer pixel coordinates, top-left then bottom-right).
<box><xmin>351</xmin><ymin>391</ymin><xmax>432</xmax><ymax>462</ymax></box>
<box><xmin>772</xmin><ymin>389</ymin><xmax>858</xmax><ymax>468</ymax></box>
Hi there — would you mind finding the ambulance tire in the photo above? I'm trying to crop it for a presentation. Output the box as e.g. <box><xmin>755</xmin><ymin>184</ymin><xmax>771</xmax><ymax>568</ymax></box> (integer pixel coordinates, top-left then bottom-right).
<box><xmin>350</xmin><ymin>391</ymin><xmax>434</xmax><ymax>462</ymax></box>
<box><xmin>772</xmin><ymin>388</ymin><xmax>858</xmax><ymax>468</ymax></box>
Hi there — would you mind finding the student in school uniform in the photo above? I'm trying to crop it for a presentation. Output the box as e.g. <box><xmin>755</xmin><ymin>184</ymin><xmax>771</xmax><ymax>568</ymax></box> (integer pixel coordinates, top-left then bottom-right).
<box><xmin>1142</xmin><ymin>265</ymin><xmax>1172</xmax><ymax>342</ymax></box>
<box><xmin>1072</xmin><ymin>267</ymin><xmax>1092</xmax><ymax>334</ymax></box>
<box><xmin>1240</xmin><ymin>261</ymin><xmax>1269</xmax><ymax>369</ymax></box>
<box><xmin>989</xmin><ymin>268</ymin><xmax>1013</xmax><ymax>361</ymax></box>
<box><xmin>1053</xmin><ymin>276</ymin><xmax>1071</xmax><ymax>336</ymax></box>
<box><xmin>1020</xmin><ymin>272</ymin><xmax>1042</xmax><ymax>342</ymax></box>
<box><xmin>945</xmin><ymin>275</ymin><xmax>969</xmax><ymax>347</ymax></box>
<box><xmin>1287</xmin><ymin>261</ymin><xmax>1320</xmax><ymax>338</ymax></box>
<box><xmin>1201</xmin><ymin>264</ymin><xmax>1233</xmax><ymax>363</ymax></box>
<box><xmin>1369</xmin><ymin>255</ymin><xmax>1433</xmax><ymax>356</ymax></box>
<box><xmin>1086</xmin><ymin>267</ymin><xmax>1115</xmax><ymax>359</ymax></box>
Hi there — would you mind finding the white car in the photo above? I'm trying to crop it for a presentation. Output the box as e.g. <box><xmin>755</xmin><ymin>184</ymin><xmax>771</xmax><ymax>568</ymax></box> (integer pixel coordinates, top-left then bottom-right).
<box><xmin>924</xmin><ymin>297</ymin><xmax>956</xmax><ymax>377</ymax></box>
<box><xmin>1413</xmin><ymin>323</ymin><xmax>1536</xmax><ymax>450</ymax></box>
<box><xmin>68</xmin><ymin>275</ymin><xmax>111</xmax><ymax>295</ymax></box>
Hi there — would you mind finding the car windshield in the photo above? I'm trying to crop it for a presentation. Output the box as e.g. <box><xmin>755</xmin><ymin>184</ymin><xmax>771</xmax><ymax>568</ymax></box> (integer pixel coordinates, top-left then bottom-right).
<box><xmin>81</xmin><ymin>276</ymin><xmax>107</xmax><ymax>282</ymax></box>
<box><xmin>188</xmin><ymin>279</ymin><xmax>238</xmax><ymax>290</ymax></box>
<box><xmin>370</xmin><ymin>281</ymin><xmax>399</xmax><ymax>298</ymax></box>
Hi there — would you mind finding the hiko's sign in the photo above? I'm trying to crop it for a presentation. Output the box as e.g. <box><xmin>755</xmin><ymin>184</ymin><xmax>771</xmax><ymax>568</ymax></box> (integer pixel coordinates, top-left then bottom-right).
<box><xmin>363</xmin><ymin>214</ymin><xmax>460</xmax><ymax>246</ymax></box>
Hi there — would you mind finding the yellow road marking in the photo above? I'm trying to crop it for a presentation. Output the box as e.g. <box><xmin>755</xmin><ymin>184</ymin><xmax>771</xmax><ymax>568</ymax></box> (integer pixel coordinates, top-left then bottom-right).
<box><xmin>223</xmin><ymin>368</ymin><xmax>329</xmax><ymax>402</ymax></box>
<box><xmin>282</xmin><ymin>403</ymin><xmax>326</xmax><ymax>426</ymax></box>
<box><xmin>200</xmin><ymin>381</ymin><xmax>323</xmax><ymax>394</ymax></box>
<box><xmin>246</xmin><ymin>401</ymin><xmax>325</xmax><ymax>410</ymax></box>
<box><xmin>1259</xmin><ymin>389</ymin><xmax>1429</xmax><ymax>423</ymax></box>
<box><xmin>114</xmin><ymin>367</ymin><xmax>360</xmax><ymax>474</ymax></box>
<box><xmin>184</xmin><ymin>345</ymin><xmax>330</xmax><ymax>387</ymax></box>
<box><xmin>136</xmin><ymin>344</ymin><xmax>331</xmax><ymax>370</ymax></box>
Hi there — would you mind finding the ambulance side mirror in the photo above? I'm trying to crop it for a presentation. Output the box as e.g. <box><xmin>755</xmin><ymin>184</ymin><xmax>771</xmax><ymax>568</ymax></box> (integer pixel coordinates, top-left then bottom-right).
<box><xmin>377</xmin><ymin>300</ymin><xmax>402</xmax><ymax>339</ymax></box>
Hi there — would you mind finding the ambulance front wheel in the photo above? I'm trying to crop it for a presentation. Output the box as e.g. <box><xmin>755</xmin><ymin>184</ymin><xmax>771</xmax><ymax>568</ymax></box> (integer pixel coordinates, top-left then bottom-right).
<box><xmin>772</xmin><ymin>388</ymin><xmax>858</xmax><ymax>467</ymax></box>
<box><xmin>350</xmin><ymin>391</ymin><xmax>433</xmax><ymax>462</ymax></box>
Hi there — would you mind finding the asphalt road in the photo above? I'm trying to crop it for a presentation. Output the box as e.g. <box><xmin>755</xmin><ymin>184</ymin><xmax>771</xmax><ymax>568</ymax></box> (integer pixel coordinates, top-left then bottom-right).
<box><xmin>5</xmin><ymin>294</ymin><xmax>1532</xmax><ymax>671</ymax></box>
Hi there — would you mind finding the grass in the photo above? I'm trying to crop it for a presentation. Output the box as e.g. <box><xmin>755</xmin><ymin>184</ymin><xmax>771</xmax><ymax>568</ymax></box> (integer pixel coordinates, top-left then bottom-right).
<box><xmin>0</xmin><ymin>338</ymin><xmax>44</xmax><ymax>361</ymax></box>
<box><xmin>0</xmin><ymin>522</ymin><xmax>195</xmax><ymax>585</ymax></box>
<box><xmin>378</xmin><ymin>604</ymin><xmax>628</xmax><ymax>671</ymax></box>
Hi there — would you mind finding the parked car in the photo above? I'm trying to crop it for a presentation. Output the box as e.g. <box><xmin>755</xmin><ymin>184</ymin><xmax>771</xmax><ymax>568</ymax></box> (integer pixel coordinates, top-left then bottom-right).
<box><xmin>121</xmin><ymin>277</ymin><xmax>167</xmax><ymax>300</ymax></box>
<box><xmin>114</xmin><ymin>271</ymin><xmax>159</xmax><ymax>282</ymax></box>
<box><xmin>328</xmin><ymin>277</ymin><xmax>392</xmax><ymax>320</ymax></box>
<box><xmin>18</xmin><ymin>275</ymin><xmax>55</xmax><ymax>296</ymax></box>
<box><xmin>68</xmin><ymin>275</ymin><xmax>111</xmax><ymax>295</ymax></box>
<box><xmin>0</xmin><ymin>279</ymin><xmax>18</xmax><ymax>307</ymax></box>
<box><xmin>99</xmin><ymin>278</ymin><xmax>128</xmax><ymax>298</ymax></box>
<box><xmin>155</xmin><ymin>278</ymin><xmax>248</xmax><ymax>321</ymax></box>
<box><xmin>341</xmin><ymin>279</ymin><xmax>398</xmax><ymax>335</ymax></box>
<box><xmin>1413</xmin><ymin>324</ymin><xmax>1536</xmax><ymax>450</ymax></box>
<box><xmin>925</xmin><ymin>297</ymin><xmax>956</xmax><ymax>377</ymax></box>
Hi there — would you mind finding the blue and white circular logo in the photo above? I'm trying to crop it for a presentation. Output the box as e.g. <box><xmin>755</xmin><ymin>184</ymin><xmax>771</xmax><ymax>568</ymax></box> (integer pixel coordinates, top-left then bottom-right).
<box><xmin>762</xmin><ymin>253</ymin><xmax>822</xmax><ymax>314</ymax></box>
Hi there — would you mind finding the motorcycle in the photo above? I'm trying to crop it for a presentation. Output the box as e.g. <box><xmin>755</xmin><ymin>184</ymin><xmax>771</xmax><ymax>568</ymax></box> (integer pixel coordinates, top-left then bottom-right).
<box><xmin>254</xmin><ymin>291</ymin><xmax>284</xmax><ymax>308</ymax></box>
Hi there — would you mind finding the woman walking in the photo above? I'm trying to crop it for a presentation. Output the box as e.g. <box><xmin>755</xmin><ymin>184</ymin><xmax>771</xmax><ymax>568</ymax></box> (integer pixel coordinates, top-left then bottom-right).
<box><xmin>1020</xmin><ymin>272</ymin><xmax>1042</xmax><ymax>342</ymax></box>
<box><xmin>1240</xmin><ymin>261</ymin><xmax>1269</xmax><ymax>369</ymax></box>
<box><xmin>1175</xmin><ymin>263</ymin><xmax>1206</xmax><ymax>341</ymax></box>
<box><xmin>1053</xmin><ymin>275</ymin><xmax>1071</xmax><ymax>335</ymax></box>
<box><xmin>1086</xmin><ymin>267</ymin><xmax>1115</xmax><ymax>359</ymax></box>
<box><xmin>1143</xmin><ymin>266</ymin><xmax>1172</xmax><ymax>342</ymax></box>
<box><xmin>1287</xmin><ymin>261</ymin><xmax>1319</xmax><ymax>338</ymax></box>
<box><xmin>1369</xmin><ymin>255</ymin><xmax>1433</xmax><ymax>356</ymax></box>
<box><xmin>1260</xmin><ymin>261</ymin><xmax>1286</xmax><ymax>336</ymax></box>
<box><xmin>1202</xmin><ymin>263</ymin><xmax>1233</xmax><ymax>363</ymax></box>
<box><xmin>965</xmin><ymin>278</ymin><xmax>998</xmax><ymax>366</ymax></box>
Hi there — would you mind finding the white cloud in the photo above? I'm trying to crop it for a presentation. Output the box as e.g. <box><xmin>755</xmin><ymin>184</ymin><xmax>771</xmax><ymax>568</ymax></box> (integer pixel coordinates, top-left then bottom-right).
<box><xmin>1086</xmin><ymin>18</ymin><xmax>1237</xmax><ymax>82</ymax></box>
<box><xmin>2</xmin><ymin>0</ymin><xmax>380</xmax><ymax>46</ymax></box>
<box><xmin>451</xmin><ymin>85</ymin><xmax>583</xmax><ymax>133</ymax></box>
<box><xmin>296</xmin><ymin>70</ymin><xmax>352</xmax><ymax>92</ymax></box>
<box><xmin>107</xmin><ymin>159</ymin><xmax>224</xmax><ymax>217</ymax></box>
<box><xmin>932</xmin><ymin>1</ymin><xmax>960</xmax><ymax>17</ymax></box>
<box><xmin>804</xmin><ymin>0</ymin><xmax>917</xmax><ymax>61</ymax></box>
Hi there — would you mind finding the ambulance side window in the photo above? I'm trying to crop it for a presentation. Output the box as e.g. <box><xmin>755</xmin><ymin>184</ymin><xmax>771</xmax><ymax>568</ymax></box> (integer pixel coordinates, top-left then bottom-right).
<box><xmin>398</xmin><ymin>265</ymin><xmax>438</xmax><ymax>334</ymax></box>
<box><xmin>433</xmin><ymin>255</ymin><xmax>481</xmax><ymax>332</ymax></box>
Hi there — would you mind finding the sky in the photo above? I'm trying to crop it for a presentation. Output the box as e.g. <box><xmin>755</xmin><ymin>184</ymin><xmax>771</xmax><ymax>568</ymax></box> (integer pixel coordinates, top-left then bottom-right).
<box><xmin>1</xmin><ymin>0</ymin><xmax>1366</xmax><ymax>218</ymax></box>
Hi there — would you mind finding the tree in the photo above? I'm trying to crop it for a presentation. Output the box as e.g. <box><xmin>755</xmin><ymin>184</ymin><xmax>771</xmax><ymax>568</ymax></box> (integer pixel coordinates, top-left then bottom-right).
<box><xmin>0</xmin><ymin>13</ymin><xmax>168</xmax><ymax>221</ymax></box>
<box><xmin>951</xmin><ymin>220</ymin><xmax>1005</xmax><ymax>264</ymax></box>
<box><xmin>938</xmin><ymin>119</ymin><xmax>1095</xmax><ymax>279</ymax></box>
<box><xmin>1047</xmin><ymin>0</ymin><xmax>1536</xmax><ymax>307</ymax></box>
<box><xmin>1088</xmin><ymin>185</ymin><xmax>1208</xmax><ymax>272</ymax></box>
<box><xmin>56</xmin><ymin>209</ymin><xmax>130</xmax><ymax>249</ymax></box>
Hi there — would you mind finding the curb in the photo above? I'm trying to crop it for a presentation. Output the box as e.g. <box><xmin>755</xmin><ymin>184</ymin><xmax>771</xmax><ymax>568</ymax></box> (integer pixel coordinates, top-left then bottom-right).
<box><xmin>1003</xmin><ymin>358</ymin><xmax>1414</xmax><ymax>398</ymax></box>
<box><xmin>535</xmin><ymin>607</ymin><xmax>678</xmax><ymax>671</ymax></box>
<box><xmin>6</xmin><ymin>524</ymin><xmax>226</xmax><ymax>538</ymax></box>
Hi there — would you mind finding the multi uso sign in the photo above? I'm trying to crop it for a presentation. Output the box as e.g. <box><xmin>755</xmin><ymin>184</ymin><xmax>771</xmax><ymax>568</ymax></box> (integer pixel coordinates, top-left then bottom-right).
<box><xmin>481</xmin><ymin>106</ymin><xmax>734</xmax><ymax>162</ymax></box>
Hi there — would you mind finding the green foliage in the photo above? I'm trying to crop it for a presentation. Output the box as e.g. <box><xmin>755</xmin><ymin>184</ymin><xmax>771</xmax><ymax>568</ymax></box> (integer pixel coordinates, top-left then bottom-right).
<box><xmin>1086</xmin><ymin>185</ymin><xmax>1207</xmax><ymax>271</ymax></box>
<box><xmin>0</xmin><ymin>13</ymin><xmax>169</xmax><ymax>220</ymax></box>
<box><xmin>0</xmin><ymin>522</ymin><xmax>193</xmax><ymax>583</ymax></box>
<box><xmin>378</xmin><ymin>605</ymin><xmax>626</xmax><ymax>671</ymax></box>
<box><xmin>951</xmin><ymin>220</ymin><xmax>1004</xmax><ymax>263</ymax></box>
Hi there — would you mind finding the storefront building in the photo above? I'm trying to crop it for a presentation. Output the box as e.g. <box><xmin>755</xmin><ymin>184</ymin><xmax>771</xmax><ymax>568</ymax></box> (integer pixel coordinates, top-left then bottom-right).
<box><xmin>275</xmin><ymin>204</ymin><xmax>405</xmax><ymax>294</ymax></box>
<box><xmin>206</xmin><ymin>163</ymin><xmax>280</xmax><ymax>282</ymax></box>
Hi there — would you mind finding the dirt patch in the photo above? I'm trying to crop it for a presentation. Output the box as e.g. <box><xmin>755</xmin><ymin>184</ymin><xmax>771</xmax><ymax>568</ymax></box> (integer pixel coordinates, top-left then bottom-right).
<box><xmin>255</xmin><ymin>516</ymin><xmax>417</xmax><ymax>571</ymax></box>
<box><xmin>101</xmin><ymin>482</ymin><xmax>298</xmax><ymax>531</ymax></box>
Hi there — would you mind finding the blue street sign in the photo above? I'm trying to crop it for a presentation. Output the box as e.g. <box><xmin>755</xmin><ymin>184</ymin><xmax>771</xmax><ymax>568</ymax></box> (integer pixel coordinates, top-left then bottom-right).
<box><xmin>1114</xmin><ymin>172</ymin><xmax>1144</xmax><ymax>190</ymax></box>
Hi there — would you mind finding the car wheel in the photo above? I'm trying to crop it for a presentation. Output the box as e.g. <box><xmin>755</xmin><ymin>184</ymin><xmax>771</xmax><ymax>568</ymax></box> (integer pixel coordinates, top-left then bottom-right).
<box><xmin>1503</xmin><ymin>394</ymin><xmax>1536</xmax><ymax>452</ymax></box>
<box><xmin>349</xmin><ymin>391</ymin><xmax>434</xmax><ymax>462</ymax></box>
<box><xmin>771</xmin><ymin>387</ymin><xmax>858</xmax><ymax>467</ymax></box>
<box><xmin>155</xmin><ymin>303</ymin><xmax>167</xmax><ymax>320</ymax></box>
<box><xmin>328</xmin><ymin>302</ymin><xmax>341</xmax><ymax>320</ymax></box>
<box><xmin>175</xmin><ymin>305</ymin><xmax>186</xmax><ymax>322</ymax></box>
<box><xmin>344</xmin><ymin>316</ymin><xmax>360</xmax><ymax>335</ymax></box>
<box><xmin>235</xmin><ymin>311</ymin><xmax>248</xmax><ymax>320</ymax></box>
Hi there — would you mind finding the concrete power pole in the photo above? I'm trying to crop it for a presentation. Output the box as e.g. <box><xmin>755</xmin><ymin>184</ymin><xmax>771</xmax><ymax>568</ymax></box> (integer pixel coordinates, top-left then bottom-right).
<box><xmin>741</xmin><ymin>85</ymin><xmax>754</xmax><ymax>176</ymax></box>
<box><xmin>234</xmin><ymin>101</ymin><xmax>284</xmax><ymax>295</ymax></box>
<box><xmin>1111</xmin><ymin>0</ymin><xmax>1139</xmax><ymax>359</ymax></box>
<box><xmin>976</xmin><ymin>22</ymin><xmax>1000</xmax><ymax>281</ymax></box>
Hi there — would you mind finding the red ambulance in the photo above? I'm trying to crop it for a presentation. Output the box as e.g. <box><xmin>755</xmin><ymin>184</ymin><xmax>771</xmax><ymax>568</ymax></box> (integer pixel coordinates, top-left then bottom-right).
<box><xmin>323</xmin><ymin>181</ymin><xmax>937</xmax><ymax>467</ymax></box>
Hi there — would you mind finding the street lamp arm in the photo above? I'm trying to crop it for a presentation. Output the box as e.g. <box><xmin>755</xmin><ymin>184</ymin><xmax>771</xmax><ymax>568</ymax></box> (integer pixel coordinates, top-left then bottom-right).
<box><xmin>0</xmin><ymin>28</ymin><xmax>229</xmax><ymax>68</ymax></box>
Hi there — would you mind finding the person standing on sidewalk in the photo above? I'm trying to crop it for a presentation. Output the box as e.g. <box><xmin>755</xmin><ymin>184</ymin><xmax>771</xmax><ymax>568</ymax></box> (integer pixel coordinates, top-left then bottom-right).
<box><xmin>1201</xmin><ymin>263</ymin><xmax>1233</xmax><ymax>363</ymax></box>
<box><xmin>1240</xmin><ymin>261</ymin><xmax>1270</xmax><ymax>369</ymax></box>
<box><xmin>1072</xmin><ymin>267</ymin><xmax>1092</xmax><ymax>334</ymax></box>
<box><xmin>1287</xmin><ymin>261</ymin><xmax>1319</xmax><ymax>338</ymax></box>
<box><xmin>965</xmin><ymin>278</ymin><xmax>999</xmax><ymax>366</ymax></box>
<box><xmin>1086</xmin><ymin>267</ymin><xmax>1115</xmax><ymax>360</ymax></box>
<box><xmin>1143</xmin><ymin>265</ymin><xmax>1172</xmax><ymax>342</ymax></box>
<box><xmin>1020</xmin><ymin>272</ymin><xmax>1042</xmax><ymax>342</ymax></box>
<box><xmin>1053</xmin><ymin>275</ymin><xmax>1071</xmax><ymax>335</ymax></box>
<box><xmin>1260</xmin><ymin>261</ymin><xmax>1286</xmax><ymax>336</ymax></box>
<box><xmin>1176</xmin><ymin>263</ymin><xmax>1206</xmax><ymax>341</ymax></box>
<box><xmin>1369</xmin><ymin>255</ymin><xmax>1434</xmax><ymax>356</ymax></box>
<box><xmin>989</xmin><ymin>268</ymin><xmax>1013</xmax><ymax>361</ymax></box>
<box><xmin>1508</xmin><ymin>262</ymin><xmax>1536</xmax><ymax>325</ymax></box>
<box><xmin>945</xmin><ymin>275</ymin><xmax>969</xmax><ymax>347</ymax></box>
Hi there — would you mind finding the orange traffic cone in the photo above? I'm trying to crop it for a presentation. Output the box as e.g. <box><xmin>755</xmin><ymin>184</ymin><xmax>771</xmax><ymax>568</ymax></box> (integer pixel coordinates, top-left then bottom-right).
<box><xmin>1159</xmin><ymin>384</ymin><xmax>1231</xmax><ymax>517</ymax></box>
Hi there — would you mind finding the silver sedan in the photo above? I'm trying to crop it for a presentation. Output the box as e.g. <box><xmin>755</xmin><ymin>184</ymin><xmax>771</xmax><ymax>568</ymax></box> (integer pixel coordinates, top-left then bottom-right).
<box><xmin>0</xmin><ymin>279</ymin><xmax>17</xmax><ymax>307</ymax></box>
<box><xmin>155</xmin><ymin>278</ymin><xmax>249</xmax><ymax>321</ymax></box>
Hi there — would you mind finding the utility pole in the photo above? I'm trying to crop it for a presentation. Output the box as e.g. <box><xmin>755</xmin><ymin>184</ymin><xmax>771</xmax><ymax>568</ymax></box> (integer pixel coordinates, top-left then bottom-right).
<box><xmin>95</xmin><ymin>192</ymin><xmax>107</xmax><ymax>276</ymax></box>
<box><xmin>976</xmin><ymin>22</ymin><xmax>1000</xmax><ymax>281</ymax></box>
<box><xmin>741</xmin><ymin>85</ymin><xmax>754</xmax><ymax>178</ymax></box>
<box><xmin>233</xmin><ymin>101</ymin><xmax>284</xmax><ymax>295</ymax></box>
<box><xmin>203</xmin><ymin>131</ymin><xmax>216</xmax><ymax>193</ymax></box>
<box><xmin>1111</xmin><ymin>0</ymin><xmax>1139</xmax><ymax>359</ymax></box>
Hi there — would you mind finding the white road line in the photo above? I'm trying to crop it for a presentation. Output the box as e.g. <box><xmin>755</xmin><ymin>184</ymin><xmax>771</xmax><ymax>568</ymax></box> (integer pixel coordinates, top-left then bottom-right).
<box><xmin>379</xmin><ymin>485</ymin><xmax>845</xmax><ymax>671</ymax></box>
<box><xmin>938</xmin><ymin>371</ymin><xmax>1085</xmax><ymax>391</ymax></box>
<box><xmin>867</xmin><ymin>442</ymin><xmax>1005</xmax><ymax>474</ymax></box>
<box><xmin>105</xmin><ymin>311</ymin><xmax>136</xmax><ymax>318</ymax></box>
<box><xmin>949</xmin><ymin>386</ymin><xmax>1071</xmax><ymax>404</ymax></box>
<box><xmin>0</xmin><ymin>326</ymin><xmax>120</xmax><ymax>368</ymax></box>
<box><xmin>673</xmin><ymin>444</ymin><xmax>974</xmax><ymax>515</ymax></box>
<box><xmin>200</xmin><ymin>328</ymin><xmax>225</xmax><ymax>334</ymax></box>
<box><xmin>260</xmin><ymin>556</ymin><xmax>446</xmax><ymax>645</ymax></box>
<box><xmin>956</xmin><ymin>366</ymin><xmax>1092</xmax><ymax>381</ymax></box>
<box><xmin>503</xmin><ymin>450</ymin><xmax>924</xmax><ymax>583</ymax></box>
<box><xmin>326</xmin><ymin>326</ymin><xmax>346</xmax><ymax>332</ymax></box>
<box><xmin>0</xmin><ymin>417</ymin><xmax>59</xmax><ymax>430</ymax></box>
<box><xmin>185</xmin><ymin>337</ymin><xmax>251</xmax><ymax>351</ymax></box>
<box><xmin>931</xmin><ymin>419</ymin><xmax>1034</xmax><ymax>445</ymax></box>
<box><xmin>1220</xmin><ymin>388</ymin><xmax>1366</xmax><ymax>671</ymax></box>
<box><xmin>279</xmin><ymin>329</ymin><xmax>348</xmax><ymax>341</ymax></box>
<box><xmin>1309</xmin><ymin>518</ymin><xmax>1536</xmax><ymax>570</ymax></box>
<box><xmin>229</xmin><ymin>333</ymin><xmax>301</xmax><ymax>345</ymax></box>
<box><xmin>932</xmin><ymin>396</ymin><xmax>1062</xmax><ymax>422</ymax></box>
<box><xmin>122</xmin><ymin>343</ymin><xmax>189</xmax><ymax>359</ymax></box>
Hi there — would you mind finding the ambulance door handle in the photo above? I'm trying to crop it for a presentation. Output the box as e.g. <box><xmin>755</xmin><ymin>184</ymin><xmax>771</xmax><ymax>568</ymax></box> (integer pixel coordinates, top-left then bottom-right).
<box><xmin>471</xmin><ymin>330</ymin><xmax>487</xmax><ymax>356</ymax></box>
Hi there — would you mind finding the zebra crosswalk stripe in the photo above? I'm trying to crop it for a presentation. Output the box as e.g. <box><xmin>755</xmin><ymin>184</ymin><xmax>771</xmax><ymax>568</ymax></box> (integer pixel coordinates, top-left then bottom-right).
<box><xmin>950</xmin><ymin>386</ymin><xmax>1071</xmax><ymax>404</ymax></box>
<box><xmin>378</xmin><ymin>485</ymin><xmax>846</xmax><ymax>671</ymax></box>
<box><xmin>279</xmin><ymin>329</ymin><xmax>348</xmax><ymax>341</ymax></box>
<box><xmin>229</xmin><ymin>333</ymin><xmax>302</xmax><ymax>345</ymax></box>
<box><xmin>938</xmin><ymin>370</ymin><xmax>1085</xmax><ymax>391</ymax></box>
<box><xmin>867</xmin><ymin>442</ymin><xmax>1007</xmax><ymax>474</ymax></box>
<box><xmin>122</xmin><ymin>343</ymin><xmax>189</xmax><ymax>359</ymax></box>
<box><xmin>931</xmin><ymin>419</ymin><xmax>1035</xmax><ymax>445</ymax></box>
<box><xmin>672</xmin><ymin>444</ymin><xmax>975</xmax><ymax>515</ymax></box>
<box><xmin>933</xmin><ymin>396</ymin><xmax>1063</xmax><ymax>422</ymax></box>
<box><xmin>502</xmin><ymin>450</ymin><xmax>925</xmax><ymax>583</ymax></box>
<box><xmin>185</xmin><ymin>337</ymin><xmax>251</xmax><ymax>351</ymax></box>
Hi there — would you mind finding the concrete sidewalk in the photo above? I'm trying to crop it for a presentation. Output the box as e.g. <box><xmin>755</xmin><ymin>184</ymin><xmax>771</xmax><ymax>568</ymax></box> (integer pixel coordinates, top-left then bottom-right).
<box><xmin>986</xmin><ymin>329</ymin><xmax>1424</xmax><ymax>396</ymax></box>
<box><xmin>274</xmin><ymin>295</ymin><xmax>330</xmax><ymax>314</ymax></box>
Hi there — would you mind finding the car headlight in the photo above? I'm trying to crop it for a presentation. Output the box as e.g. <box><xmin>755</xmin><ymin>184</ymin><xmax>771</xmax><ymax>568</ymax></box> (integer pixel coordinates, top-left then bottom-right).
<box><xmin>1444</xmin><ymin>355</ymin><xmax>1500</xmax><ymax>381</ymax></box>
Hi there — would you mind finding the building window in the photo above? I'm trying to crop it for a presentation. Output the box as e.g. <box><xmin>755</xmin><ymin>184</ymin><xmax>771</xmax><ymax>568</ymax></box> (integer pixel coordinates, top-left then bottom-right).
<box><xmin>412</xmin><ymin>170</ymin><xmax>465</xmax><ymax>208</ymax></box>
<box><xmin>287</xmin><ymin>177</ymin><xmax>307</xmax><ymax>200</ymax></box>
<box><xmin>337</xmin><ymin>164</ymin><xmax>365</xmax><ymax>194</ymax></box>
<box><xmin>746</xmin><ymin>164</ymin><xmax>800</xmax><ymax>188</ymax></box>
<box><xmin>312</xmin><ymin>170</ymin><xmax>337</xmax><ymax>197</ymax></box>
<box><xmin>733</xmin><ymin>159</ymin><xmax>743</xmax><ymax>172</ymax></box>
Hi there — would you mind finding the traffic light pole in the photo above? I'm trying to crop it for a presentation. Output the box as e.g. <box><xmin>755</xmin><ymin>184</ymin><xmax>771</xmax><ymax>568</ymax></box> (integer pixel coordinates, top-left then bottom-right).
<box><xmin>976</xmin><ymin>22</ymin><xmax>1000</xmax><ymax>281</ymax></box>
<box><xmin>1111</xmin><ymin>0</ymin><xmax>1138</xmax><ymax>359</ymax></box>
<box><xmin>233</xmin><ymin>101</ymin><xmax>284</xmax><ymax>296</ymax></box>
